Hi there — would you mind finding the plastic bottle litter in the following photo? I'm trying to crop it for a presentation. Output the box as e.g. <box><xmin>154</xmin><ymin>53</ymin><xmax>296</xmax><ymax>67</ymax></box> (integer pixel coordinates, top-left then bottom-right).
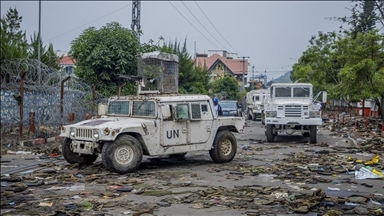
<box><xmin>344</xmin><ymin>201</ymin><xmax>360</xmax><ymax>207</ymax></box>
<box><xmin>7</xmin><ymin>150</ymin><xmax>32</xmax><ymax>155</ymax></box>
<box><xmin>327</xmin><ymin>187</ymin><xmax>340</xmax><ymax>191</ymax></box>
<box><xmin>19</xmin><ymin>170</ymin><xmax>34</xmax><ymax>175</ymax></box>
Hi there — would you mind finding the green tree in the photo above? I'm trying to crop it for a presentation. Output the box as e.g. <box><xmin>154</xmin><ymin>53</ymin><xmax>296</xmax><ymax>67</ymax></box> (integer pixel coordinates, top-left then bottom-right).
<box><xmin>211</xmin><ymin>76</ymin><xmax>241</xmax><ymax>100</ymax></box>
<box><xmin>28</xmin><ymin>32</ymin><xmax>61</xmax><ymax>69</ymax></box>
<box><xmin>160</xmin><ymin>38</ymin><xmax>210</xmax><ymax>94</ymax></box>
<box><xmin>70</xmin><ymin>22</ymin><xmax>140</xmax><ymax>96</ymax></box>
<box><xmin>333</xmin><ymin>0</ymin><xmax>382</xmax><ymax>37</ymax></box>
<box><xmin>338</xmin><ymin>30</ymin><xmax>384</xmax><ymax>117</ymax></box>
<box><xmin>0</xmin><ymin>7</ymin><xmax>28</xmax><ymax>63</ymax></box>
<box><xmin>291</xmin><ymin>31</ymin><xmax>347</xmax><ymax>99</ymax></box>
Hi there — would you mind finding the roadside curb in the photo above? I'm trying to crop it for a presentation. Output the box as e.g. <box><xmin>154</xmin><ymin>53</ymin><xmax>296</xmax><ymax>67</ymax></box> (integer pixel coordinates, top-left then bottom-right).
<box><xmin>19</xmin><ymin>136</ymin><xmax>64</xmax><ymax>147</ymax></box>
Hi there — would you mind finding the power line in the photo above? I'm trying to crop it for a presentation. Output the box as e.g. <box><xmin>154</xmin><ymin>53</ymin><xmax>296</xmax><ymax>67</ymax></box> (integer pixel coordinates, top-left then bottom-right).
<box><xmin>180</xmin><ymin>1</ymin><xmax>231</xmax><ymax>52</ymax></box>
<box><xmin>194</xmin><ymin>0</ymin><xmax>240</xmax><ymax>55</ymax></box>
<box><xmin>44</xmin><ymin>3</ymin><xmax>131</xmax><ymax>43</ymax></box>
<box><xmin>168</xmin><ymin>1</ymin><xmax>221</xmax><ymax>50</ymax></box>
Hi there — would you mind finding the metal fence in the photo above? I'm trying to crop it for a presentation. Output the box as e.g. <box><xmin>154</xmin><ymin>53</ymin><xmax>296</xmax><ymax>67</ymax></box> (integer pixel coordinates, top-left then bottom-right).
<box><xmin>0</xmin><ymin>59</ymin><xmax>106</xmax><ymax>143</ymax></box>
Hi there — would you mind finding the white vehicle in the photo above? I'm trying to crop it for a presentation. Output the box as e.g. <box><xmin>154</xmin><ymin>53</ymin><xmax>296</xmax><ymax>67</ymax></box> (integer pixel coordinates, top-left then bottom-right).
<box><xmin>59</xmin><ymin>51</ymin><xmax>245</xmax><ymax>174</ymax></box>
<box><xmin>263</xmin><ymin>83</ymin><xmax>327</xmax><ymax>144</ymax></box>
<box><xmin>246</xmin><ymin>89</ymin><xmax>269</xmax><ymax>121</ymax></box>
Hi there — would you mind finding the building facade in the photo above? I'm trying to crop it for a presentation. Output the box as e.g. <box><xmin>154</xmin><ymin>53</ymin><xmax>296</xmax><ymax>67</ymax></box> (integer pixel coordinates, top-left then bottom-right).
<box><xmin>195</xmin><ymin>50</ymin><xmax>248</xmax><ymax>87</ymax></box>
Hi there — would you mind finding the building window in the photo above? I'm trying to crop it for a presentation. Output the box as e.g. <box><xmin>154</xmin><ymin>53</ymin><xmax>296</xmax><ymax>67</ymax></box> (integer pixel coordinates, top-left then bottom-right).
<box><xmin>65</xmin><ymin>66</ymin><xmax>74</xmax><ymax>75</ymax></box>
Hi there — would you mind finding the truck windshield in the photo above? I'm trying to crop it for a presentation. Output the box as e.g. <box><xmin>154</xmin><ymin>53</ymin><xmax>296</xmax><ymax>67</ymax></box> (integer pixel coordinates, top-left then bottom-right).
<box><xmin>293</xmin><ymin>87</ymin><xmax>310</xmax><ymax>97</ymax></box>
<box><xmin>219</xmin><ymin>102</ymin><xmax>237</xmax><ymax>109</ymax></box>
<box><xmin>275</xmin><ymin>87</ymin><xmax>291</xmax><ymax>97</ymax></box>
<box><xmin>108</xmin><ymin>101</ymin><xmax>130</xmax><ymax>115</ymax></box>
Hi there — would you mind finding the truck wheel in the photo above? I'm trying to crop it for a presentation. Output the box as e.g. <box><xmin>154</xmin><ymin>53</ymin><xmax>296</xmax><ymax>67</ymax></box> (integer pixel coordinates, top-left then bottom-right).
<box><xmin>102</xmin><ymin>135</ymin><xmax>143</xmax><ymax>174</ymax></box>
<box><xmin>209</xmin><ymin>131</ymin><xmax>237</xmax><ymax>163</ymax></box>
<box><xmin>266</xmin><ymin>125</ymin><xmax>275</xmax><ymax>142</ymax></box>
<box><xmin>62</xmin><ymin>138</ymin><xmax>98</xmax><ymax>165</ymax></box>
<box><xmin>309</xmin><ymin>125</ymin><xmax>317</xmax><ymax>144</ymax></box>
<box><xmin>303</xmin><ymin>132</ymin><xmax>310</xmax><ymax>137</ymax></box>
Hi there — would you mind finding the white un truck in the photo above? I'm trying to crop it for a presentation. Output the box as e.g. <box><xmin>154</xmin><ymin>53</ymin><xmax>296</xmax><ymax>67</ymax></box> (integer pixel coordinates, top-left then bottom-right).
<box><xmin>263</xmin><ymin>83</ymin><xmax>326</xmax><ymax>144</ymax></box>
<box><xmin>246</xmin><ymin>89</ymin><xmax>269</xmax><ymax>121</ymax></box>
<box><xmin>59</xmin><ymin>51</ymin><xmax>245</xmax><ymax>174</ymax></box>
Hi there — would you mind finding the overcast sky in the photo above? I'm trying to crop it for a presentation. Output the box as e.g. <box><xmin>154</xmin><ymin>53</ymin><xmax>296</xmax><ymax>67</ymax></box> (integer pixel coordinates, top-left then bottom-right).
<box><xmin>1</xmin><ymin>1</ymin><xmax>351</xmax><ymax>79</ymax></box>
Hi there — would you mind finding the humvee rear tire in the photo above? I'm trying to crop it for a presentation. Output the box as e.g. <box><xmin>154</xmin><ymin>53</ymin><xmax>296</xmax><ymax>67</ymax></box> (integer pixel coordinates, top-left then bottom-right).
<box><xmin>62</xmin><ymin>138</ymin><xmax>98</xmax><ymax>165</ymax></box>
<box><xmin>102</xmin><ymin>135</ymin><xmax>143</xmax><ymax>174</ymax></box>
<box><xmin>266</xmin><ymin>125</ymin><xmax>275</xmax><ymax>142</ymax></box>
<box><xmin>209</xmin><ymin>131</ymin><xmax>237</xmax><ymax>163</ymax></box>
<box><xmin>309</xmin><ymin>125</ymin><xmax>317</xmax><ymax>144</ymax></box>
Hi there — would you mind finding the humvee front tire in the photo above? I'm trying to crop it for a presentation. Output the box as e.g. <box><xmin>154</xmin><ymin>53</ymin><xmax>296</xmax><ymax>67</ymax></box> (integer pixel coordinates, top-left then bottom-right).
<box><xmin>102</xmin><ymin>135</ymin><xmax>143</xmax><ymax>174</ymax></box>
<box><xmin>62</xmin><ymin>138</ymin><xmax>98</xmax><ymax>165</ymax></box>
<box><xmin>309</xmin><ymin>125</ymin><xmax>317</xmax><ymax>144</ymax></box>
<box><xmin>266</xmin><ymin>124</ymin><xmax>275</xmax><ymax>142</ymax></box>
<box><xmin>209</xmin><ymin>131</ymin><xmax>237</xmax><ymax>163</ymax></box>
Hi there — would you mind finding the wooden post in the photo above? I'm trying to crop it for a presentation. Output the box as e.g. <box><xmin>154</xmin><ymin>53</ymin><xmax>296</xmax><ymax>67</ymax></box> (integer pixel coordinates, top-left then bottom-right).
<box><xmin>19</xmin><ymin>72</ymin><xmax>27</xmax><ymax>138</ymax></box>
<box><xmin>29</xmin><ymin>112</ymin><xmax>36</xmax><ymax>134</ymax></box>
<box><xmin>68</xmin><ymin>113</ymin><xmax>75</xmax><ymax>123</ymax></box>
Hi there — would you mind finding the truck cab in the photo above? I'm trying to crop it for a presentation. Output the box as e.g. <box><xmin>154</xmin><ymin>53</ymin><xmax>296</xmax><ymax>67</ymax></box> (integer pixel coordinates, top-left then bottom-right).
<box><xmin>263</xmin><ymin>83</ymin><xmax>327</xmax><ymax>144</ymax></box>
<box><xmin>246</xmin><ymin>89</ymin><xmax>268</xmax><ymax>121</ymax></box>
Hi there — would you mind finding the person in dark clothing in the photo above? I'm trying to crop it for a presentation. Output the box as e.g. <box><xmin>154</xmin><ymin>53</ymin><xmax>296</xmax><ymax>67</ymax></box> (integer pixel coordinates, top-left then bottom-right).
<box><xmin>213</xmin><ymin>97</ymin><xmax>223</xmax><ymax>116</ymax></box>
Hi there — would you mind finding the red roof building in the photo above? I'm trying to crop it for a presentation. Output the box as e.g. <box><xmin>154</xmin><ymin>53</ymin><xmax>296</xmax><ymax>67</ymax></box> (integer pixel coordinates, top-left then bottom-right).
<box><xmin>195</xmin><ymin>51</ymin><xmax>248</xmax><ymax>86</ymax></box>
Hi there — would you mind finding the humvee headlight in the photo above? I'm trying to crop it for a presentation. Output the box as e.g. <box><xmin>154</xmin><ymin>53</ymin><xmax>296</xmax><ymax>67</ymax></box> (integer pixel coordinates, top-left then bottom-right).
<box><xmin>93</xmin><ymin>129</ymin><xmax>99</xmax><ymax>139</ymax></box>
<box><xmin>230</xmin><ymin>111</ymin><xmax>237</xmax><ymax>115</ymax></box>
<box><xmin>304</xmin><ymin>111</ymin><xmax>309</xmax><ymax>116</ymax></box>
<box><xmin>103</xmin><ymin>127</ymin><xmax>110</xmax><ymax>135</ymax></box>
<box><xmin>61</xmin><ymin>126</ymin><xmax>66</xmax><ymax>132</ymax></box>
<box><xmin>70</xmin><ymin>127</ymin><xmax>75</xmax><ymax>136</ymax></box>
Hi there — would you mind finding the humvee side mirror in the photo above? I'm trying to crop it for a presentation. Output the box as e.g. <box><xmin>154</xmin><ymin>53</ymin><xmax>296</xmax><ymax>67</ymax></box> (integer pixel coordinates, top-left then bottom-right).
<box><xmin>98</xmin><ymin>103</ymin><xmax>108</xmax><ymax>116</ymax></box>
<box><xmin>175</xmin><ymin>104</ymin><xmax>189</xmax><ymax>121</ymax></box>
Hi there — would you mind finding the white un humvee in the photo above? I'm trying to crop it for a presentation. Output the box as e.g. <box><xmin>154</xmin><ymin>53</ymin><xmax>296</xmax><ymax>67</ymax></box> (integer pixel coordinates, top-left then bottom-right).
<box><xmin>60</xmin><ymin>95</ymin><xmax>244</xmax><ymax>174</ymax></box>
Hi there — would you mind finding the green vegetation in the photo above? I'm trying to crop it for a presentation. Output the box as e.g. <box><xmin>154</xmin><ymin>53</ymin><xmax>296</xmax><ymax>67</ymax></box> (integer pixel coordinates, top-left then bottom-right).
<box><xmin>291</xmin><ymin>0</ymin><xmax>384</xmax><ymax>117</ymax></box>
<box><xmin>1</xmin><ymin>7</ymin><xmax>60</xmax><ymax>71</ymax></box>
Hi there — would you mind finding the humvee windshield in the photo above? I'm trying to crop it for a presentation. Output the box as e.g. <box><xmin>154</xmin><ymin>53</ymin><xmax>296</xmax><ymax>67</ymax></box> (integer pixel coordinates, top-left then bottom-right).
<box><xmin>132</xmin><ymin>101</ymin><xmax>156</xmax><ymax>117</ymax></box>
<box><xmin>108</xmin><ymin>101</ymin><xmax>130</xmax><ymax>115</ymax></box>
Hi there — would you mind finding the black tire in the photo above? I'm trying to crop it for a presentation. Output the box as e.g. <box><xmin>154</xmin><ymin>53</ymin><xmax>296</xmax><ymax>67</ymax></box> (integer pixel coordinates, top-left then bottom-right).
<box><xmin>209</xmin><ymin>131</ymin><xmax>237</xmax><ymax>163</ymax></box>
<box><xmin>102</xmin><ymin>134</ymin><xmax>143</xmax><ymax>174</ymax></box>
<box><xmin>266</xmin><ymin>124</ymin><xmax>275</xmax><ymax>142</ymax></box>
<box><xmin>303</xmin><ymin>132</ymin><xmax>310</xmax><ymax>137</ymax></box>
<box><xmin>62</xmin><ymin>138</ymin><xmax>98</xmax><ymax>165</ymax></box>
<box><xmin>309</xmin><ymin>125</ymin><xmax>317</xmax><ymax>144</ymax></box>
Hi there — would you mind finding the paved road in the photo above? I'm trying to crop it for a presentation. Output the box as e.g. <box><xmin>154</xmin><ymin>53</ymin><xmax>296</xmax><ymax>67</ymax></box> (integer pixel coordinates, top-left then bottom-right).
<box><xmin>1</xmin><ymin>120</ymin><xmax>382</xmax><ymax>216</ymax></box>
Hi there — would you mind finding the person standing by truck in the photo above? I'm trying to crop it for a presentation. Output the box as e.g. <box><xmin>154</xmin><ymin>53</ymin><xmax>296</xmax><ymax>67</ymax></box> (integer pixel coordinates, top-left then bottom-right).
<box><xmin>213</xmin><ymin>97</ymin><xmax>223</xmax><ymax>116</ymax></box>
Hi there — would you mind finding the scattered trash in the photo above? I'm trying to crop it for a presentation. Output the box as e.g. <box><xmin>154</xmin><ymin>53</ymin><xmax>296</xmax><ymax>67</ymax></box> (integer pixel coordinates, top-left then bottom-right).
<box><xmin>327</xmin><ymin>187</ymin><xmax>341</xmax><ymax>191</ymax></box>
<box><xmin>355</xmin><ymin>167</ymin><xmax>382</xmax><ymax>179</ymax></box>
<box><xmin>39</xmin><ymin>202</ymin><xmax>54</xmax><ymax>207</ymax></box>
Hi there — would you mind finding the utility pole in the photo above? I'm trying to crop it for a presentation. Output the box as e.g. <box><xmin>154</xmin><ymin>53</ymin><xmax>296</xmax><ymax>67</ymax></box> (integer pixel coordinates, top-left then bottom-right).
<box><xmin>131</xmin><ymin>0</ymin><xmax>141</xmax><ymax>42</ymax></box>
<box><xmin>251</xmin><ymin>64</ymin><xmax>255</xmax><ymax>90</ymax></box>
<box><xmin>238</xmin><ymin>56</ymin><xmax>250</xmax><ymax>91</ymax></box>
<box><xmin>37</xmin><ymin>0</ymin><xmax>41</xmax><ymax>84</ymax></box>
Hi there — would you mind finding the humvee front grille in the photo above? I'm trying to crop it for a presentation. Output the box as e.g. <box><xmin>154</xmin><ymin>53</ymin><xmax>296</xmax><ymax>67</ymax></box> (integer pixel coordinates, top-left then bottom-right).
<box><xmin>76</xmin><ymin>128</ymin><xmax>93</xmax><ymax>138</ymax></box>
<box><xmin>284</xmin><ymin>105</ymin><xmax>302</xmax><ymax>117</ymax></box>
